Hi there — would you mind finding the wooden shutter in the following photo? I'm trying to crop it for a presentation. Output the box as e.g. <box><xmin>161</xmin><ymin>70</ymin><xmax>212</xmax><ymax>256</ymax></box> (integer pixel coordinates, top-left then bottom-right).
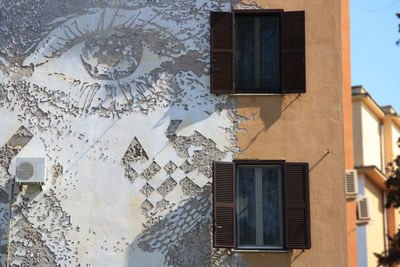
<box><xmin>210</xmin><ymin>12</ymin><xmax>234</xmax><ymax>94</ymax></box>
<box><xmin>213</xmin><ymin>161</ymin><xmax>236</xmax><ymax>248</ymax></box>
<box><xmin>282</xmin><ymin>11</ymin><xmax>306</xmax><ymax>94</ymax></box>
<box><xmin>285</xmin><ymin>162</ymin><xmax>311</xmax><ymax>249</ymax></box>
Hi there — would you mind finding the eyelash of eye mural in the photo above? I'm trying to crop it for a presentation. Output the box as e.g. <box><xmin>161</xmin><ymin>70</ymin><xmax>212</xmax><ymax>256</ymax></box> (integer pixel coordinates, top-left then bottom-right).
<box><xmin>34</xmin><ymin>8</ymin><xmax>167</xmax><ymax>81</ymax></box>
<box><xmin>24</xmin><ymin>6</ymin><xmax>208</xmax><ymax>118</ymax></box>
<box><xmin>23</xmin><ymin>8</ymin><xmax>180</xmax><ymax>115</ymax></box>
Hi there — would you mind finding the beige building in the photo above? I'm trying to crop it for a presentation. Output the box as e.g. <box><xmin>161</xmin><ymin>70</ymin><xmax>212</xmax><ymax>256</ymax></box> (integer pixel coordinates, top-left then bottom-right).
<box><xmin>350</xmin><ymin>85</ymin><xmax>400</xmax><ymax>267</ymax></box>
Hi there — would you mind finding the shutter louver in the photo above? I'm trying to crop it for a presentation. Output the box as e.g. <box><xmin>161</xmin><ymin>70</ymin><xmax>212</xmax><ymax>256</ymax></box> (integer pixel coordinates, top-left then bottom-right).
<box><xmin>282</xmin><ymin>11</ymin><xmax>306</xmax><ymax>94</ymax></box>
<box><xmin>213</xmin><ymin>161</ymin><xmax>236</xmax><ymax>248</ymax></box>
<box><xmin>210</xmin><ymin>12</ymin><xmax>234</xmax><ymax>94</ymax></box>
<box><xmin>285</xmin><ymin>162</ymin><xmax>311</xmax><ymax>249</ymax></box>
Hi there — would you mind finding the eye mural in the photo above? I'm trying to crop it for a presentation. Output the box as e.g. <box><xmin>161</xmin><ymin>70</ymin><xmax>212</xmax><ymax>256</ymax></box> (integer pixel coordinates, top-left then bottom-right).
<box><xmin>0</xmin><ymin>0</ymin><xmax>253</xmax><ymax>266</ymax></box>
<box><xmin>23</xmin><ymin>6</ymin><xmax>197</xmax><ymax>116</ymax></box>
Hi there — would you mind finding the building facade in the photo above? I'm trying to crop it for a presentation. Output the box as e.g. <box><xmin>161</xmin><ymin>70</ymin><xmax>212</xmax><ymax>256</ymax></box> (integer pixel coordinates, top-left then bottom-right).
<box><xmin>347</xmin><ymin>85</ymin><xmax>400</xmax><ymax>267</ymax></box>
<box><xmin>0</xmin><ymin>0</ymin><xmax>348</xmax><ymax>266</ymax></box>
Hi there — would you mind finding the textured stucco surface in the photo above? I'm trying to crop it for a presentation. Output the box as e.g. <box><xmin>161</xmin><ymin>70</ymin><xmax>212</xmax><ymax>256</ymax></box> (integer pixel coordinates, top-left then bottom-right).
<box><xmin>0</xmin><ymin>1</ymin><xmax>254</xmax><ymax>266</ymax></box>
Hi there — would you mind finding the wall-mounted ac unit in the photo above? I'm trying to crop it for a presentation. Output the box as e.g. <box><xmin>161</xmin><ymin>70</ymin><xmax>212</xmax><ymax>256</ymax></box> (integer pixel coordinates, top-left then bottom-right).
<box><xmin>357</xmin><ymin>196</ymin><xmax>370</xmax><ymax>221</ymax></box>
<box><xmin>345</xmin><ymin>169</ymin><xmax>358</xmax><ymax>197</ymax></box>
<box><xmin>15</xmin><ymin>158</ymin><xmax>46</xmax><ymax>186</ymax></box>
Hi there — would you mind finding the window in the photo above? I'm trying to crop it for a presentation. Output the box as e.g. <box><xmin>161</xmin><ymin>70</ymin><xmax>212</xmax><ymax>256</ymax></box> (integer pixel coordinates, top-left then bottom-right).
<box><xmin>213</xmin><ymin>161</ymin><xmax>310</xmax><ymax>250</ymax></box>
<box><xmin>235</xmin><ymin>13</ymin><xmax>280</xmax><ymax>93</ymax></box>
<box><xmin>210</xmin><ymin>10</ymin><xmax>305</xmax><ymax>94</ymax></box>
<box><xmin>237</xmin><ymin>165</ymin><xmax>283</xmax><ymax>249</ymax></box>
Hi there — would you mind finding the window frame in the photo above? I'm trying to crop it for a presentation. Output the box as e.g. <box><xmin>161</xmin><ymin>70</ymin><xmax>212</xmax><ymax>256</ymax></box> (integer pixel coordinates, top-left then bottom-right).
<box><xmin>213</xmin><ymin>160</ymin><xmax>311</xmax><ymax>250</ymax></box>
<box><xmin>235</xmin><ymin>161</ymin><xmax>285</xmax><ymax>250</ymax></box>
<box><xmin>233</xmin><ymin>10</ymin><xmax>284</xmax><ymax>94</ymax></box>
<box><xmin>210</xmin><ymin>10</ymin><xmax>306</xmax><ymax>95</ymax></box>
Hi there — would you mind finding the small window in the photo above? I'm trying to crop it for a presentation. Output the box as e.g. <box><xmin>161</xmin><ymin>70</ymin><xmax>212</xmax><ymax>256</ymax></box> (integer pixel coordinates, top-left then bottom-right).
<box><xmin>213</xmin><ymin>160</ymin><xmax>311</xmax><ymax>250</ymax></box>
<box><xmin>210</xmin><ymin>10</ymin><xmax>305</xmax><ymax>94</ymax></box>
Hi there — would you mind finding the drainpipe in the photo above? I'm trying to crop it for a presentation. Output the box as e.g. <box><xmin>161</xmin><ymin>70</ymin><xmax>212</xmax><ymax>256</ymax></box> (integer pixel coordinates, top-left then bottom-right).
<box><xmin>381</xmin><ymin>123</ymin><xmax>390</xmax><ymax>259</ymax></box>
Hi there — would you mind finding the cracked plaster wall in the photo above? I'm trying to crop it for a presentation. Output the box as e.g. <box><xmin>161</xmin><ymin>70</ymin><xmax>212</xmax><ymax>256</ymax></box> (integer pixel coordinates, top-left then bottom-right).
<box><xmin>0</xmin><ymin>0</ymin><xmax>257</xmax><ymax>266</ymax></box>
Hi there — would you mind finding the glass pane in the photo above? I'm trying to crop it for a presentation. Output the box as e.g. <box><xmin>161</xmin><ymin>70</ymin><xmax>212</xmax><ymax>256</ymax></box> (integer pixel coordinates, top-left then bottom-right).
<box><xmin>235</xmin><ymin>15</ymin><xmax>280</xmax><ymax>92</ymax></box>
<box><xmin>262</xmin><ymin>167</ymin><xmax>281</xmax><ymax>246</ymax></box>
<box><xmin>259</xmin><ymin>16</ymin><xmax>280</xmax><ymax>92</ymax></box>
<box><xmin>237</xmin><ymin>168</ymin><xmax>256</xmax><ymax>245</ymax></box>
<box><xmin>235</xmin><ymin>16</ymin><xmax>255</xmax><ymax>90</ymax></box>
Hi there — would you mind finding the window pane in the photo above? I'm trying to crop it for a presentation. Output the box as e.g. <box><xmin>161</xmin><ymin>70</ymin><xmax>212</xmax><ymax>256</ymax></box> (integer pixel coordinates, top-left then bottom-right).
<box><xmin>262</xmin><ymin>167</ymin><xmax>282</xmax><ymax>246</ymax></box>
<box><xmin>237</xmin><ymin>168</ymin><xmax>256</xmax><ymax>245</ymax></box>
<box><xmin>259</xmin><ymin>16</ymin><xmax>280</xmax><ymax>92</ymax></box>
<box><xmin>235</xmin><ymin>16</ymin><xmax>255</xmax><ymax>90</ymax></box>
<box><xmin>235</xmin><ymin>15</ymin><xmax>280</xmax><ymax>92</ymax></box>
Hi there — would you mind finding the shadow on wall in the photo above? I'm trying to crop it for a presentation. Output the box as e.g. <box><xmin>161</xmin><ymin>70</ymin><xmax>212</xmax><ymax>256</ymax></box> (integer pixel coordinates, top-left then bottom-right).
<box><xmin>125</xmin><ymin>184</ymin><xmax>299</xmax><ymax>267</ymax></box>
<box><xmin>236</xmin><ymin>94</ymin><xmax>301</xmax><ymax>153</ymax></box>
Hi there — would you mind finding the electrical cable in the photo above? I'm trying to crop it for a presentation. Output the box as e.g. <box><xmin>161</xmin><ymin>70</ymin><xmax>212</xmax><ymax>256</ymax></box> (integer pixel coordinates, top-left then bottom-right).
<box><xmin>351</xmin><ymin>0</ymin><xmax>400</xmax><ymax>12</ymax></box>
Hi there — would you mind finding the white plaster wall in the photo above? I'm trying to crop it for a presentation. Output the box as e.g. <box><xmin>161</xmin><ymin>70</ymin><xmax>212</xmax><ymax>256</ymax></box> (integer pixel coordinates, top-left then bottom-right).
<box><xmin>360</xmin><ymin>102</ymin><xmax>382</xmax><ymax>169</ymax></box>
<box><xmin>0</xmin><ymin>1</ymin><xmax>255</xmax><ymax>266</ymax></box>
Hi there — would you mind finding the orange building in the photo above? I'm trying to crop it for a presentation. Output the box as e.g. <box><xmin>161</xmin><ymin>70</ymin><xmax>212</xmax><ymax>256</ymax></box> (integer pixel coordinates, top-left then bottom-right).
<box><xmin>210</xmin><ymin>0</ymin><xmax>351</xmax><ymax>265</ymax></box>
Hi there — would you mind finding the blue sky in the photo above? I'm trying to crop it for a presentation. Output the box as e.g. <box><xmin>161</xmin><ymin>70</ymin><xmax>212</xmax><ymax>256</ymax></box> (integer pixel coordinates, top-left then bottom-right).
<box><xmin>350</xmin><ymin>0</ymin><xmax>400</xmax><ymax>112</ymax></box>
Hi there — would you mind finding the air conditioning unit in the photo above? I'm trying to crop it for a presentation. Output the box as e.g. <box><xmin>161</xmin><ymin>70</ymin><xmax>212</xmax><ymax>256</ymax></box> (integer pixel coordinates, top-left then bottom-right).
<box><xmin>357</xmin><ymin>196</ymin><xmax>370</xmax><ymax>221</ymax></box>
<box><xmin>345</xmin><ymin>169</ymin><xmax>358</xmax><ymax>197</ymax></box>
<box><xmin>15</xmin><ymin>158</ymin><xmax>46</xmax><ymax>186</ymax></box>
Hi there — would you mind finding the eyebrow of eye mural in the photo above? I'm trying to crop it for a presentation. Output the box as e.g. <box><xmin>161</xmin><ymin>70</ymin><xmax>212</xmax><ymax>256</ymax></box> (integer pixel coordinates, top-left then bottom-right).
<box><xmin>31</xmin><ymin>8</ymin><xmax>169</xmax><ymax>71</ymax></box>
<box><xmin>23</xmin><ymin>7</ymin><xmax>205</xmax><ymax>117</ymax></box>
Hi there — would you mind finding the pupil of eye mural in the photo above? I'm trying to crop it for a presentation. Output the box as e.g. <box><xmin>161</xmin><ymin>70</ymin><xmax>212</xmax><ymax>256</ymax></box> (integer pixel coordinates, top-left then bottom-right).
<box><xmin>80</xmin><ymin>32</ymin><xmax>143</xmax><ymax>80</ymax></box>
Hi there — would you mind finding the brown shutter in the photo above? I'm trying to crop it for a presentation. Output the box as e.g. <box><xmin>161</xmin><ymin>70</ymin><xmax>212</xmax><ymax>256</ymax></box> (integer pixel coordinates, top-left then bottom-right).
<box><xmin>282</xmin><ymin>11</ymin><xmax>306</xmax><ymax>94</ymax></box>
<box><xmin>210</xmin><ymin>12</ymin><xmax>234</xmax><ymax>94</ymax></box>
<box><xmin>285</xmin><ymin>162</ymin><xmax>311</xmax><ymax>249</ymax></box>
<box><xmin>213</xmin><ymin>161</ymin><xmax>236</xmax><ymax>248</ymax></box>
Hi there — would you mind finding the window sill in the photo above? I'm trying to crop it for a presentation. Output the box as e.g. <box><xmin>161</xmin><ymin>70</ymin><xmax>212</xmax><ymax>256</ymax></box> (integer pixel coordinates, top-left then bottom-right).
<box><xmin>232</xmin><ymin>93</ymin><xmax>284</xmax><ymax>96</ymax></box>
<box><xmin>232</xmin><ymin>249</ymin><xmax>288</xmax><ymax>253</ymax></box>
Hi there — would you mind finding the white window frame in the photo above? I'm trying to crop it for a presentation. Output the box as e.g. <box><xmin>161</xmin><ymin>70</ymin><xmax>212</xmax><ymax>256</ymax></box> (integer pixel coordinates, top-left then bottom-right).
<box><xmin>236</xmin><ymin>165</ymin><xmax>284</xmax><ymax>249</ymax></box>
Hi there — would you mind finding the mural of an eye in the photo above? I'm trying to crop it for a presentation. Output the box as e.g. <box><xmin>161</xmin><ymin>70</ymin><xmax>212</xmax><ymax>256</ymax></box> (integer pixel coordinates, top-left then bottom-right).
<box><xmin>81</xmin><ymin>31</ymin><xmax>143</xmax><ymax>80</ymax></box>
<box><xmin>18</xmin><ymin>6</ymin><xmax>212</xmax><ymax>117</ymax></box>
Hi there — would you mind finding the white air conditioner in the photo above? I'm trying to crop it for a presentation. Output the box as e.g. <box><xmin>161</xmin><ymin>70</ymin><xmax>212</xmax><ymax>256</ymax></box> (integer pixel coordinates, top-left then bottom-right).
<box><xmin>345</xmin><ymin>169</ymin><xmax>358</xmax><ymax>197</ymax></box>
<box><xmin>15</xmin><ymin>158</ymin><xmax>46</xmax><ymax>185</ymax></box>
<box><xmin>357</xmin><ymin>196</ymin><xmax>370</xmax><ymax>221</ymax></box>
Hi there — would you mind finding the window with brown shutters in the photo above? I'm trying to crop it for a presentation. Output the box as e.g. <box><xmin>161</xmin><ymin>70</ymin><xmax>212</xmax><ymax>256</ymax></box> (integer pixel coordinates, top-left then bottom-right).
<box><xmin>210</xmin><ymin>10</ymin><xmax>305</xmax><ymax>94</ymax></box>
<box><xmin>213</xmin><ymin>160</ymin><xmax>311</xmax><ymax>250</ymax></box>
